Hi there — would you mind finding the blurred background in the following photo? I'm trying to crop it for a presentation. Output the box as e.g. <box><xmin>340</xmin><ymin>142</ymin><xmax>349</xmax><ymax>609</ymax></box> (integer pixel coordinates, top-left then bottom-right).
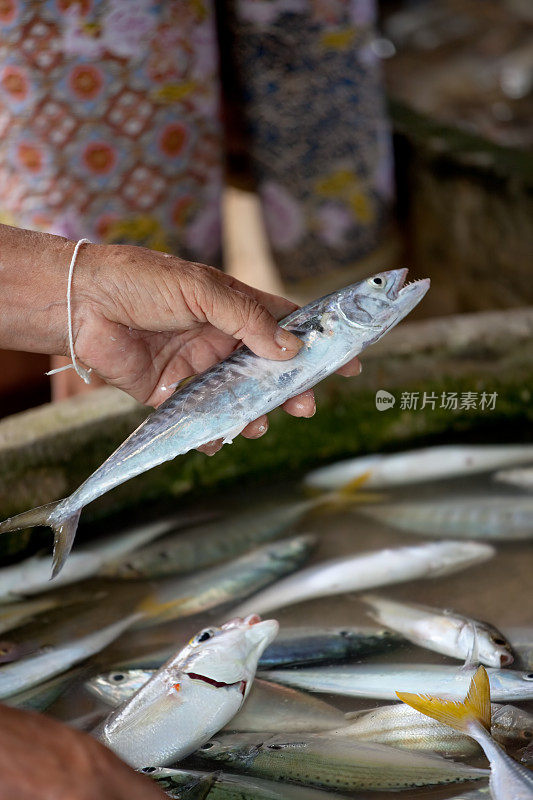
<box><xmin>0</xmin><ymin>0</ymin><xmax>531</xmax><ymax>416</ymax></box>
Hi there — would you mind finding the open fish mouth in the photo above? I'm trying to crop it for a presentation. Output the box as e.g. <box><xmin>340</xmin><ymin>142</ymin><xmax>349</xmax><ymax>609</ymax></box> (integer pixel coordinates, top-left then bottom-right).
<box><xmin>395</xmin><ymin>269</ymin><xmax>431</xmax><ymax>301</ymax></box>
<box><xmin>186</xmin><ymin>672</ymin><xmax>247</xmax><ymax>696</ymax></box>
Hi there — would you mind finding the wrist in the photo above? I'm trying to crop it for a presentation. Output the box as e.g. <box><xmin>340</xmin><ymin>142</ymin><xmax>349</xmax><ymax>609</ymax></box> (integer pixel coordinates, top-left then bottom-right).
<box><xmin>0</xmin><ymin>224</ymin><xmax>77</xmax><ymax>355</ymax></box>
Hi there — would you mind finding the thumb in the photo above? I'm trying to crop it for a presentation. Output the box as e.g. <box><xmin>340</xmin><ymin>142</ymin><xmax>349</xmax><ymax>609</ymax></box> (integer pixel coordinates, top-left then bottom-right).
<box><xmin>204</xmin><ymin>284</ymin><xmax>304</xmax><ymax>360</ymax></box>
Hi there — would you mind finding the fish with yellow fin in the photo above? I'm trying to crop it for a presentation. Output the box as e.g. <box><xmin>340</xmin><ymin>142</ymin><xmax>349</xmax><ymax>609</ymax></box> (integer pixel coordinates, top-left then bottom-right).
<box><xmin>397</xmin><ymin>666</ymin><xmax>533</xmax><ymax>800</ymax></box>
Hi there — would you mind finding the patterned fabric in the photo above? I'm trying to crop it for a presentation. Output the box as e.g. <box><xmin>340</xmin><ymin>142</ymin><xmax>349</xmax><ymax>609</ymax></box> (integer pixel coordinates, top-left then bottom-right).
<box><xmin>0</xmin><ymin>0</ymin><xmax>223</xmax><ymax>261</ymax></box>
<box><xmin>0</xmin><ymin>0</ymin><xmax>393</xmax><ymax>278</ymax></box>
<box><xmin>224</xmin><ymin>0</ymin><xmax>394</xmax><ymax>280</ymax></box>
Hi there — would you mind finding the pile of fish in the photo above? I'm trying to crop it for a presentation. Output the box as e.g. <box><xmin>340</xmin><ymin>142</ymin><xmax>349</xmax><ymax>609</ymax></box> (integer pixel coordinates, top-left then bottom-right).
<box><xmin>0</xmin><ymin>442</ymin><xmax>531</xmax><ymax>799</ymax></box>
<box><xmin>0</xmin><ymin>273</ymin><xmax>532</xmax><ymax>798</ymax></box>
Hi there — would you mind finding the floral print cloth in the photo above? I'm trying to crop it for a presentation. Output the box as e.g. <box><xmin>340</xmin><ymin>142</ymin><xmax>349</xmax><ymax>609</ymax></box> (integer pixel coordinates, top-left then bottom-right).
<box><xmin>0</xmin><ymin>0</ymin><xmax>393</xmax><ymax>278</ymax></box>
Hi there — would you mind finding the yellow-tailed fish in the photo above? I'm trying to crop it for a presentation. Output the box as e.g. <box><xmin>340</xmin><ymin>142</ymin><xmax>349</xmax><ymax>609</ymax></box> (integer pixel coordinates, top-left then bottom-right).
<box><xmin>397</xmin><ymin>665</ymin><xmax>533</xmax><ymax>800</ymax></box>
<box><xmin>305</xmin><ymin>444</ymin><xmax>533</xmax><ymax>491</ymax></box>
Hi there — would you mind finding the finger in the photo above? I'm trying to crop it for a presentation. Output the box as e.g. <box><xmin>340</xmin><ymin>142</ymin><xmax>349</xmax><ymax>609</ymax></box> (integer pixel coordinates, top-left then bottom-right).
<box><xmin>196</xmin><ymin>279</ymin><xmax>304</xmax><ymax>361</ymax></box>
<box><xmin>282</xmin><ymin>389</ymin><xmax>316</xmax><ymax>418</ymax></box>
<box><xmin>197</xmin><ymin>439</ymin><xmax>223</xmax><ymax>456</ymax></box>
<box><xmin>214</xmin><ymin>271</ymin><xmax>299</xmax><ymax>320</ymax></box>
<box><xmin>336</xmin><ymin>357</ymin><xmax>362</xmax><ymax>377</ymax></box>
<box><xmin>241</xmin><ymin>415</ymin><xmax>269</xmax><ymax>439</ymax></box>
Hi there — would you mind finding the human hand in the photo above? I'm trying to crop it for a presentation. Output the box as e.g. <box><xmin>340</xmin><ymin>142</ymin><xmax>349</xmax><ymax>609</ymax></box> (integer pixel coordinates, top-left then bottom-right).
<box><xmin>70</xmin><ymin>244</ymin><xmax>360</xmax><ymax>450</ymax></box>
<box><xmin>0</xmin><ymin>704</ymin><xmax>166</xmax><ymax>800</ymax></box>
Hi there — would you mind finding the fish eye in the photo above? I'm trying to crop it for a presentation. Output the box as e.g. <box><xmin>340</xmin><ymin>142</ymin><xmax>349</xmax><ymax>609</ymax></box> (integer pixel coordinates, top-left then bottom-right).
<box><xmin>141</xmin><ymin>767</ymin><xmax>157</xmax><ymax>774</ymax></box>
<box><xmin>368</xmin><ymin>276</ymin><xmax>385</xmax><ymax>289</ymax></box>
<box><xmin>491</xmin><ymin>636</ymin><xmax>507</xmax><ymax>645</ymax></box>
<box><xmin>522</xmin><ymin>729</ymin><xmax>533</xmax><ymax>738</ymax></box>
<box><xmin>111</xmin><ymin>673</ymin><xmax>125</xmax><ymax>682</ymax></box>
<box><xmin>524</xmin><ymin>673</ymin><xmax>533</xmax><ymax>681</ymax></box>
<box><xmin>200</xmin><ymin>742</ymin><xmax>215</xmax><ymax>750</ymax></box>
<box><xmin>195</xmin><ymin>628</ymin><xmax>215</xmax><ymax>644</ymax></box>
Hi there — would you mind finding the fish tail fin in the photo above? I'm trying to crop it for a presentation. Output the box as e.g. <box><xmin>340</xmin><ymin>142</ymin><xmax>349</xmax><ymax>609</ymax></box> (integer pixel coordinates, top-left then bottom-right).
<box><xmin>0</xmin><ymin>500</ymin><xmax>81</xmax><ymax>578</ymax></box>
<box><xmin>313</xmin><ymin>472</ymin><xmax>385</xmax><ymax>511</ymax></box>
<box><xmin>51</xmin><ymin>508</ymin><xmax>81</xmax><ymax>578</ymax></box>
<box><xmin>396</xmin><ymin>665</ymin><xmax>491</xmax><ymax>735</ymax></box>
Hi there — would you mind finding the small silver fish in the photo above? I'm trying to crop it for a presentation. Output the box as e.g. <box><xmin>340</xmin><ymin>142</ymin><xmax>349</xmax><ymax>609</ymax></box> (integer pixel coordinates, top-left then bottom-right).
<box><xmin>146</xmin><ymin>767</ymin><xmax>355</xmax><ymax>799</ymax></box>
<box><xmin>0</xmin><ymin>597</ymin><xmax>61</xmax><ymax>636</ymax></box>
<box><xmin>196</xmin><ymin>731</ymin><xmax>488</xmax><ymax>790</ymax></box>
<box><xmin>136</xmin><ymin>535</ymin><xmax>315</xmax><ymax>626</ymax></box>
<box><xmin>0</xmin><ymin>270</ymin><xmax>429</xmax><ymax>576</ymax></box>
<box><xmin>494</xmin><ymin>467</ymin><xmax>533</xmax><ymax>490</ymax></box>
<box><xmin>260</xmin><ymin>663</ymin><xmax>533</xmax><ymax>702</ymax></box>
<box><xmin>304</xmin><ymin>444</ymin><xmax>533</xmax><ymax>491</ymax></box>
<box><xmin>328</xmin><ymin>702</ymin><xmax>533</xmax><ymax>756</ymax></box>
<box><xmin>360</xmin><ymin>496</ymin><xmax>533</xmax><ymax>540</ymax></box>
<box><xmin>4</xmin><ymin>667</ymin><xmax>84</xmax><ymax>712</ymax></box>
<box><xmin>0</xmin><ymin>614</ymin><xmax>137</xmax><ymax>699</ymax></box>
<box><xmin>231</xmin><ymin>540</ymin><xmax>494</xmax><ymax>617</ymax></box>
<box><xmin>397</xmin><ymin>666</ymin><xmax>533</xmax><ymax>800</ymax></box>
<box><xmin>101</xmin><ymin>501</ymin><xmax>318</xmax><ymax>580</ymax></box>
<box><xmin>94</xmin><ymin>615</ymin><xmax>279</xmax><ymax>768</ymax></box>
<box><xmin>87</xmin><ymin>672</ymin><xmax>347</xmax><ymax>733</ymax></box>
<box><xmin>362</xmin><ymin>594</ymin><xmax>514</xmax><ymax>667</ymax></box>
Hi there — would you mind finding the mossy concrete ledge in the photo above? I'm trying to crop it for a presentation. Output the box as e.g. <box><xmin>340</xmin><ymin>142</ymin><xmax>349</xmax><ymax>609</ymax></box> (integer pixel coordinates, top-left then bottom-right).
<box><xmin>0</xmin><ymin>307</ymin><xmax>531</xmax><ymax>556</ymax></box>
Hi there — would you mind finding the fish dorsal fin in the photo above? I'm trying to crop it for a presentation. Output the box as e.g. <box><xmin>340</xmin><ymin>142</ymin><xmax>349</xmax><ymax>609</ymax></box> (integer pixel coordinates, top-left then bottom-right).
<box><xmin>396</xmin><ymin>666</ymin><xmax>491</xmax><ymax>734</ymax></box>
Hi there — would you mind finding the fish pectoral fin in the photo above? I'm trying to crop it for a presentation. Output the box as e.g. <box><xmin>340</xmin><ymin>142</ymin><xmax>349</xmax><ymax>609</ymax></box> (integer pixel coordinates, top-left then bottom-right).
<box><xmin>107</xmin><ymin>690</ymin><xmax>184</xmax><ymax>736</ymax></box>
<box><xmin>396</xmin><ymin>665</ymin><xmax>491</xmax><ymax>734</ymax></box>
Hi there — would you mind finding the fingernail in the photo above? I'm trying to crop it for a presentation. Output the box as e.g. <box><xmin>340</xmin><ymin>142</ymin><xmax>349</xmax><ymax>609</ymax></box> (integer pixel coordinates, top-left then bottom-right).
<box><xmin>357</xmin><ymin>360</ymin><xmax>363</xmax><ymax>375</ymax></box>
<box><xmin>275</xmin><ymin>327</ymin><xmax>303</xmax><ymax>353</ymax></box>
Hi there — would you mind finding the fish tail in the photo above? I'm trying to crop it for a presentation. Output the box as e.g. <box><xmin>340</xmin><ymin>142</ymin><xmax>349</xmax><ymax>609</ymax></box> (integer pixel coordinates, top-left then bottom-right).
<box><xmin>396</xmin><ymin>665</ymin><xmax>491</xmax><ymax>735</ymax></box>
<box><xmin>0</xmin><ymin>500</ymin><xmax>81</xmax><ymax>578</ymax></box>
<box><xmin>313</xmin><ymin>472</ymin><xmax>385</xmax><ymax>511</ymax></box>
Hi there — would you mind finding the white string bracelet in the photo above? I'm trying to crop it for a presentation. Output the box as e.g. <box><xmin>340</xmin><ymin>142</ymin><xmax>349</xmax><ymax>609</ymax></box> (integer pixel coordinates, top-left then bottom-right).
<box><xmin>46</xmin><ymin>238</ymin><xmax>93</xmax><ymax>384</ymax></box>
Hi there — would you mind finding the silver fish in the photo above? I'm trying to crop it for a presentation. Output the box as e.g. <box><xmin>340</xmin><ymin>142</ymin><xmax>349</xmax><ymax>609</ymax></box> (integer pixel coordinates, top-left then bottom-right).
<box><xmin>0</xmin><ymin>614</ymin><xmax>137</xmax><ymax>699</ymax></box>
<box><xmin>0</xmin><ymin>596</ymin><xmax>61</xmax><ymax>635</ymax></box>
<box><xmin>494</xmin><ymin>467</ymin><xmax>533</xmax><ymax>490</ymax></box>
<box><xmin>328</xmin><ymin>702</ymin><xmax>533</xmax><ymax>756</ymax></box>
<box><xmin>260</xmin><ymin>663</ymin><xmax>533</xmax><ymax>702</ymax></box>
<box><xmin>362</xmin><ymin>594</ymin><xmax>514</xmax><ymax>667</ymax></box>
<box><xmin>87</xmin><ymin>671</ymin><xmax>347</xmax><ymax>732</ymax></box>
<box><xmin>397</xmin><ymin>666</ymin><xmax>533</xmax><ymax>800</ymax></box>
<box><xmin>304</xmin><ymin>444</ymin><xmax>533</xmax><ymax>491</ymax></box>
<box><xmin>0</xmin><ymin>269</ymin><xmax>429</xmax><ymax>576</ymax></box>
<box><xmin>360</xmin><ymin>496</ymin><xmax>533</xmax><ymax>540</ymax></box>
<box><xmin>231</xmin><ymin>540</ymin><xmax>494</xmax><ymax>617</ymax></box>
<box><xmin>94</xmin><ymin>615</ymin><xmax>278</xmax><ymax>768</ymax></box>
<box><xmin>0</xmin><ymin>516</ymin><xmax>189</xmax><ymax>601</ymax></box>
<box><xmin>4</xmin><ymin>667</ymin><xmax>83</xmax><ymax>712</ymax></box>
<box><xmin>146</xmin><ymin>767</ymin><xmax>355</xmax><ymax>799</ymax></box>
<box><xmin>110</xmin><ymin>625</ymin><xmax>404</xmax><ymax>671</ymax></box>
<box><xmin>136</xmin><ymin>535</ymin><xmax>315</xmax><ymax>626</ymax></box>
<box><xmin>196</xmin><ymin>731</ymin><xmax>488</xmax><ymax>790</ymax></box>
<box><xmin>101</xmin><ymin>501</ymin><xmax>319</xmax><ymax>580</ymax></box>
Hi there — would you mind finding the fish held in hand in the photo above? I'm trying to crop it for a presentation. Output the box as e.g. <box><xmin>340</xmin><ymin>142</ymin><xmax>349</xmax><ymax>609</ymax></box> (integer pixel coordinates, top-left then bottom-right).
<box><xmin>397</xmin><ymin>665</ymin><xmax>533</xmax><ymax>800</ymax></box>
<box><xmin>231</xmin><ymin>540</ymin><xmax>494</xmax><ymax>617</ymax></box>
<box><xmin>0</xmin><ymin>269</ymin><xmax>429</xmax><ymax>576</ymax></box>
<box><xmin>362</xmin><ymin>594</ymin><xmax>514</xmax><ymax>667</ymax></box>
<box><xmin>94</xmin><ymin>615</ymin><xmax>279</xmax><ymax>768</ymax></box>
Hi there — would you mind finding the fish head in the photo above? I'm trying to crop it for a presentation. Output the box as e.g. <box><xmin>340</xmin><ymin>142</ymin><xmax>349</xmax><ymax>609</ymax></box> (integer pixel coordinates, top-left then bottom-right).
<box><xmin>86</xmin><ymin>669</ymin><xmax>149</xmax><ymax>704</ymax></box>
<box><xmin>197</xmin><ymin>733</ymin><xmax>261</xmax><ymax>764</ymax></box>
<box><xmin>179</xmin><ymin>615</ymin><xmax>279</xmax><ymax>688</ymax></box>
<box><xmin>334</xmin><ymin>269</ymin><xmax>430</xmax><ymax>335</ymax></box>
<box><xmin>492</xmin><ymin>704</ymin><xmax>533</xmax><ymax>747</ymax></box>
<box><xmin>470</xmin><ymin>622</ymin><xmax>515</xmax><ymax>668</ymax></box>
